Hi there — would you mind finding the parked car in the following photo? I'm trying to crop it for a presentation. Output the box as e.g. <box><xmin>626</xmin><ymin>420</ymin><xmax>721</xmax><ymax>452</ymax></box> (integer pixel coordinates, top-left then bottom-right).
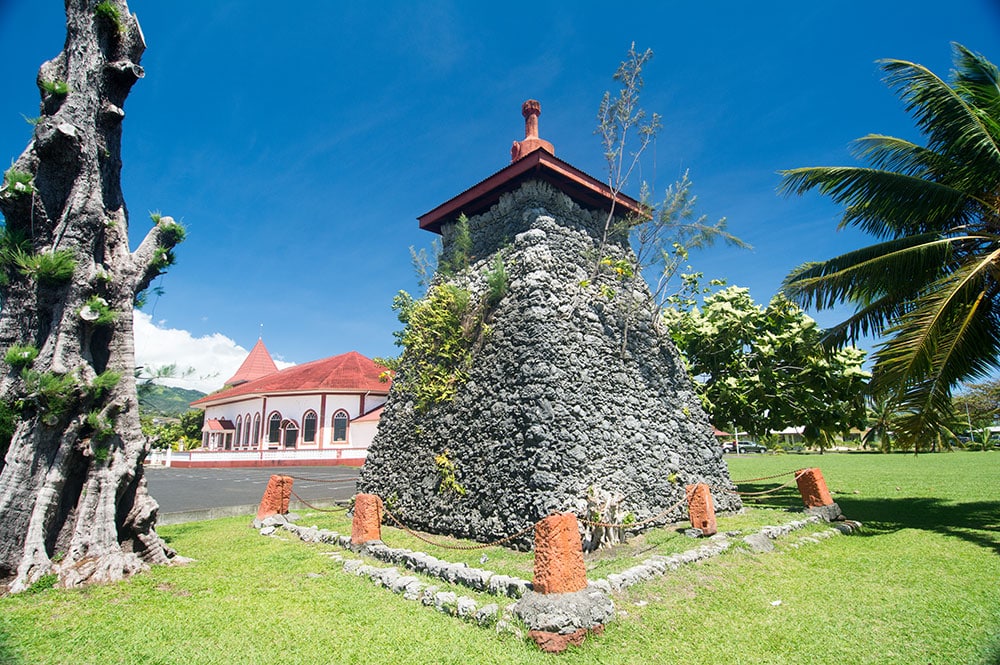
<box><xmin>722</xmin><ymin>440</ymin><xmax>767</xmax><ymax>454</ymax></box>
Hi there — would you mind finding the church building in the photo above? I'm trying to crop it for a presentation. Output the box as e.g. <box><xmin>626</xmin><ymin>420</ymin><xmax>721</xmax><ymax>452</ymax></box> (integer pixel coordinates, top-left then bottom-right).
<box><xmin>186</xmin><ymin>340</ymin><xmax>390</xmax><ymax>466</ymax></box>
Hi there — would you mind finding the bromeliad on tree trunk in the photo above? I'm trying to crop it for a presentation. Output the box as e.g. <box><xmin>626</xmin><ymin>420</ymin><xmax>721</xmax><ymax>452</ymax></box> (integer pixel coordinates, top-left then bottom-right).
<box><xmin>0</xmin><ymin>0</ymin><xmax>183</xmax><ymax>593</ymax></box>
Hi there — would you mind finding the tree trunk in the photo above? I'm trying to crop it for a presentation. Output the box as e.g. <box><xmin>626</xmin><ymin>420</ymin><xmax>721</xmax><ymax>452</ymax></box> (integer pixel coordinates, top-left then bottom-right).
<box><xmin>0</xmin><ymin>0</ymin><xmax>181</xmax><ymax>593</ymax></box>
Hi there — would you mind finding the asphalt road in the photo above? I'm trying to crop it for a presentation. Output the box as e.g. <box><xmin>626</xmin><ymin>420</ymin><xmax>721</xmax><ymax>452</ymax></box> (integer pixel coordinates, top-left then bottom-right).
<box><xmin>144</xmin><ymin>466</ymin><xmax>359</xmax><ymax>518</ymax></box>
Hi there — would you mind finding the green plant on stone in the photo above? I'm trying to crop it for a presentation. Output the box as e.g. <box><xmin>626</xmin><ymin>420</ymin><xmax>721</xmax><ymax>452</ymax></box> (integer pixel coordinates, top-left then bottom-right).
<box><xmin>15</xmin><ymin>249</ymin><xmax>77</xmax><ymax>285</ymax></box>
<box><xmin>150</xmin><ymin>247</ymin><xmax>175</xmax><ymax>271</ymax></box>
<box><xmin>21</xmin><ymin>114</ymin><xmax>41</xmax><ymax>126</ymax></box>
<box><xmin>20</xmin><ymin>369</ymin><xmax>79</xmax><ymax>426</ymax></box>
<box><xmin>392</xmin><ymin>284</ymin><xmax>484</xmax><ymax>410</ymax></box>
<box><xmin>85</xmin><ymin>410</ymin><xmax>115</xmax><ymax>443</ymax></box>
<box><xmin>484</xmin><ymin>253</ymin><xmax>509</xmax><ymax>308</ymax></box>
<box><xmin>439</xmin><ymin>214</ymin><xmax>472</xmax><ymax>276</ymax></box>
<box><xmin>94</xmin><ymin>0</ymin><xmax>125</xmax><ymax>33</ymax></box>
<box><xmin>157</xmin><ymin>219</ymin><xmax>186</xmax><ymax>246</ymax></box>
<box><xmin>1</xmin><ymin>168</ymin><xmax>35</xmax><ymax>198</ymax></box>
<box><xmin>39</xmin><ymin>79</ymin><xmax>70</xmax><ymax>96</ymax></box>
<box><xmin>434</xmin><ymin>449</ymin><xmax>466</xmax><ymax>496</ymax></box>
<box><xmin>93</xmin><ymin>443</ymin><xmax>111</xmax><ymax>462</ymax></box>
<box><xmin>89</xmin><ymin>370</ymin><xmax>121</xmax><ymax>401</ymax></box>
<box><xmin>79</xmin><ymin>296</ymin><xmax>117</xmax><ymax>326</ymax></box>
<box><xmin>4</xmin><ymin>344</ymin><xmax>39</xmax><ymax>369</ymax></box>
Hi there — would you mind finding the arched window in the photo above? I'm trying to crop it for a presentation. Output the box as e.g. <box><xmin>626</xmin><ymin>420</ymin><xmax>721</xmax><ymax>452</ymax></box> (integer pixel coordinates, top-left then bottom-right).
<box><xmin>267</xmin><ymin>412</ymin><xmax>282</xmax><ymax>445</ymax></box>
<box><xmin>303</xmin><ymin>411</ymin><xmax>317</xmax><ymax>443</ymax></box>
<box><xmin>281</xmin><ymin>419</ymin><xmax>299</xmax><ymax>449</ymax></box>
<box><xmin>234</xmin><ymin>416</ymin><xmax>243</xmax><ymax>448</ymax></box>
<box><xmin>243</xmin><ymin>413</ymin><xmax>252</xmax><ymax>447</ymax></box>
<box><xmin>333</xmin><ymin>410</ymin><xmax>349</xmax><ymax>442</ymax></box>
<box><xmin>252</xmin><ymin>413</ymin><xmax>261</xmax><ymax>447</ymax></box>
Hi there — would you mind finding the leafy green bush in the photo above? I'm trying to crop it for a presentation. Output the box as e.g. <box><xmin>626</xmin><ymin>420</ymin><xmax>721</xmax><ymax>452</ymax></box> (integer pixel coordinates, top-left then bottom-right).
<box><xmin>79</xmin><ymin>296</ymin><xmax>117</xmax><ymax>325</ymax></box>
<box><xmin>439</xmin><ymin>214</ymin><xmax>472</xmax><ymax>276</ymax></box>
<box><xmin>89</xmin><ymin>370</ymin><xmax>121</xmax><ymax>400</ymax></box>
<box><xmin>4</xmin><ymin>343</ymin><xmax>38</xmax><ymax>368</ymax></box>
<box><xmin>39</xmin><ymin>79</ymin><xmax>70</xmax><ymax>96</ymax></box>
<box><xmin>85</xmin><ymin>410</ymin><xmax>115</xmax><ymax>442</ymax></box>
<box><xmin>25</xmin><ymin>573</ymin><xmax>58</xmax><ymax>594</ymax></box>
<box><xmin>151</xmin><ymin>247</ymin><xmax>175</xmax><ymax>270</ymax></box>
<box><xmin>434</xmin><ymin>448</ymin><xmax>466</xmax><ymax>496</ymax></box>
<box><xmin>29</xmin><ymin>250</ymin><xmax>76</xmax><ymax>285</ymax></box>
<box><xmin>484</xmin><ymin>254</ymin><xmax>508</xmax><ymax>308</ymax></box>
<box><xmin>158</xmin><ymin>219</ymin><xmax>186</xmax><ymax>246</ymax></box>
<box><xmin>393</xmin><ymin>284</ymin><xmax>484</xmax><ymax>410</ymax></box>
<box><xmin>94</xmin><ymin>0</ymin><xmax>124</xmax><ymax>33</ymax></box>
<box><xmin>21</xmin><ymin>369</ymin><xmax>79</xmax><ymax>426</ymax></box>
<box><xmin>1</xmin><ymin>169</ymin><xmax>35</xmax><ymax>198</ymax></box>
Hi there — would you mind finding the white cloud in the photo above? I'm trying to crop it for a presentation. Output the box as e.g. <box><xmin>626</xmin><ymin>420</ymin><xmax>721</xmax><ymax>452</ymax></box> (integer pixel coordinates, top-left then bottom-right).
<box><xmin>133</xmin><ymin>311</ymin><xmax>293</xmax><ymax>394</ymax></box>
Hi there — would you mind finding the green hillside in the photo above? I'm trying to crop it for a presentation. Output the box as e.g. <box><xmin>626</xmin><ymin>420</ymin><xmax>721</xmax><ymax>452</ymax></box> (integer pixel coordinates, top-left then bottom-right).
<box><xmin>138</xmin><ymin>384</ymin><xmax>205</xmax><ymax>417</ymax></box>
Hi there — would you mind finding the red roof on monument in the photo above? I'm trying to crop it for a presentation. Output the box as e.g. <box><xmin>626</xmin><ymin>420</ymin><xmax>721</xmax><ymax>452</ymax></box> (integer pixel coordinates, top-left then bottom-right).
<box><xmin>192</xmin><ymin>351</ymin><xmax>391</xmax><ymax>407</ymax></box>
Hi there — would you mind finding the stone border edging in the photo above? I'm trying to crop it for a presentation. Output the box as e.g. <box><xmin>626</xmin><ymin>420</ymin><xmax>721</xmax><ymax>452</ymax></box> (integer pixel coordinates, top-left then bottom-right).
<box><xmin>273</xmin><ymin>519</ymin><xmax>532</xmax><ymax>598</ymax></box>
<box><xmin>590</xmin><ymin>516</ymin><xmax>861</xmax><ymax>593</ymax></box>
<box><xmin>261</xmin><ymin>512</ymin><xmax>861</xmax><ymax>600</ymax></box>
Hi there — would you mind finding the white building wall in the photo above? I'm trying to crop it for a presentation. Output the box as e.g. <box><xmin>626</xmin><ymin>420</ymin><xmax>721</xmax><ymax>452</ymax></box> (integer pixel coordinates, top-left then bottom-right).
<box><xmin>201</xmin><ymin>391</ymin><xmax>389</xmax><ymax>451</ymax></box>
<box><xmin>350</xmin><ymin>420</ymin><xmax>379</xmax><ymax>451</ymax></box>
<box><xmin>322</xmin><ymin>394</ymin><xmax>361</xmax><ymax>447</ymax></box>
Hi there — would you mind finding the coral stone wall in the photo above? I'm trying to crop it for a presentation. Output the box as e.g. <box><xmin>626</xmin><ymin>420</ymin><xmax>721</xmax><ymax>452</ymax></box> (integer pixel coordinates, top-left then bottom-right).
<box><xmin>359</xmin><ymin>181</ymin><xmax>739</xmax><ymax>547</ymax></box>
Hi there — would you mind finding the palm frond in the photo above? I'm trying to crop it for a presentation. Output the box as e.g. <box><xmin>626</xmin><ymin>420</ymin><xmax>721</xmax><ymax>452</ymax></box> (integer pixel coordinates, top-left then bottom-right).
<box><xmin>849</xmin><ymin>135</ymin><xmax>946</xmax><ymax>178</ymax></box>
<box><xmin>872</xmin><ymin>245</ymin><xmax>1000</xmax><ymax>394</ymax></box>
<box><xmin>879</xmin><ymin>57</ymin><xmax>1000</xmax><ymax>177</ymax></box>
<box><xmin>778</xmin><ymin>166</ymin><xmax>973</xmax><ymax>238</ymax></box>
<box><xmin>783</xmin><ymin>233</ymin><xmax>953</xmax><ymax>308</ymax></box>
<box><xmin>951</xmin><ymin>43</ymin><xmax>1000</xmax><ymax>124</ymax></box>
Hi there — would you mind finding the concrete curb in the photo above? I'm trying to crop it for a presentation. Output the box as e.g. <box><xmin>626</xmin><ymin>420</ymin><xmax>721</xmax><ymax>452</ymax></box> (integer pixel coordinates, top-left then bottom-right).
<box><xmin>157</xmin><ymin>497</ymin><xmax>346</xmax><ymax>525</ymax></box>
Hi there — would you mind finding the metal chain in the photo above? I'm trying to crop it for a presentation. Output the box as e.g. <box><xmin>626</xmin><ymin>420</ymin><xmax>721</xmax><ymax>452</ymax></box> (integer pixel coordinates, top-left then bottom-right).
<box><xmin>710</xmin><ymin>470</ymin><xmax>808</xmax><ymax>497</ymax></box>
<box><xmin>730</xmin><ymin>469</ymin><xmax>801</xmax><ymax>484</ymax></box>
<box><xmin>289</xmin><ymin>489</ymin><xmax>350</xmax><ymax>513</ymax></box>
<box><xmin>381</xmin><ymin>505</ymin><xmax>536</xmax><ymax>551</ymax></box>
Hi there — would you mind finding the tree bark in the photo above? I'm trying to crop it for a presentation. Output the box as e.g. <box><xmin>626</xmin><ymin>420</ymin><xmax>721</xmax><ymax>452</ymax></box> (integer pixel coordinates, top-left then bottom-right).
<box><xmin>0</xmin><ymin>0</ymin><xmax>180</xmax><ymax>593</ymax></box>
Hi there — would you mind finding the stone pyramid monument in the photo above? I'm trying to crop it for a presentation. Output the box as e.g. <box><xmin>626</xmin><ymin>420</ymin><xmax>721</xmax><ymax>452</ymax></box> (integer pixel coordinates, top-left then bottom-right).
<box><xmin>358</xmin><ymin>101</ymin><xmax>739</xmax><ymax>547</ymax></box>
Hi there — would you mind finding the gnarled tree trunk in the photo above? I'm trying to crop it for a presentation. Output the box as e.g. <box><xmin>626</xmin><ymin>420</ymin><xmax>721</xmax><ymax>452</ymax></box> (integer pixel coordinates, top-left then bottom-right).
<box><xmin>0</xmin><ymin>0</ymin><xmax>181</xmax><ymax>593</ymax></box>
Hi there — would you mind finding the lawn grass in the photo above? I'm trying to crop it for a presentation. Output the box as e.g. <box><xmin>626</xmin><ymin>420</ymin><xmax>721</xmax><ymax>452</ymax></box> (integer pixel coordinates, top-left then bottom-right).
<box><xmin>0</xmin><ymin>451</ymin><xmax>998</xmax><ymax>664</ymax></box>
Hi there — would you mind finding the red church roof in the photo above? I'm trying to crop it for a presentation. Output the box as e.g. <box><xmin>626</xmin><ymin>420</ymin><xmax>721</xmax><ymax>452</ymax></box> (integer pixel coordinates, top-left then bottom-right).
<box><xmin>224</xmin><ymin>338</ymin><xmax>279</xmax><ymax>386</ymax></box>
<box><xmin>192</xmin><ymin>351</ymin><xmax>390</xmax><ymax>408</ymax></box>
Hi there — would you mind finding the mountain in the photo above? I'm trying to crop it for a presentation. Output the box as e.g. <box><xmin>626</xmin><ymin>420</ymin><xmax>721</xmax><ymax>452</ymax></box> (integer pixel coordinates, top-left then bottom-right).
<box><xmin>138</xmin><ymin>384</ymin><xmax>206</xmax><ymax>417</ymax></box>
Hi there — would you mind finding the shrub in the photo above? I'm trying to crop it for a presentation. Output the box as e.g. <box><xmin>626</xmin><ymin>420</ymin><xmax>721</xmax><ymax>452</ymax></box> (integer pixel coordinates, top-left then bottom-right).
<box><xmin>79</xmin><ymin>296</ymin><xmax>116</xmax><ymax>326</ymax></box>
<box><xmin>4</xmin><ymin>344</ymin><xmax>39</xmax><ymax>368</ymax></box>
<box><xmin>1</xmin><ymin>169</ymin><xmax>35</xmax><ymax>198</ymax></box>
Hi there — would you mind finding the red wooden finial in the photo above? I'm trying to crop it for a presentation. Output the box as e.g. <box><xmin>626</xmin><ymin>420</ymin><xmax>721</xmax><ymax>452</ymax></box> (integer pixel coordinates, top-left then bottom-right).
<box><xmin>523</xmin><ymin>99</ymin><xmax>541</xmax><ymax>138</ymax></box>
<box><xmin>511</xmin><ymin>99</ymin><xmax>555</xmax><ymax>162</ymax></box>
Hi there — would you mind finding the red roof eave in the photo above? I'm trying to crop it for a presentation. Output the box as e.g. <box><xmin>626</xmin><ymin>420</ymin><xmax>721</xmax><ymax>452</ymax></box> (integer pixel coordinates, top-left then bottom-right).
<box><xmin>418</xmin><ymin>148</ymin><xmax>644</xmax><ymax>235</ymax></box>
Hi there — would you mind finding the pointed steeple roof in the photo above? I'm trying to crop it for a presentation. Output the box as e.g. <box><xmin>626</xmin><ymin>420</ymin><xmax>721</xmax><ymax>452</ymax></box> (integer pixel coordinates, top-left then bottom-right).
<box><xmin>224</xmin><ymin>338</ymin><xmax>279</xmax><ymax>386</ymax></box>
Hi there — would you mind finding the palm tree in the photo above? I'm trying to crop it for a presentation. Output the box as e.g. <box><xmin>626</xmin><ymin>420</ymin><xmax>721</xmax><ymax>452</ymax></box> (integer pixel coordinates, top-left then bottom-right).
<box><xmin>779</xmin><ymin>44</ymin><xmax>1000</xmax><ymax>450</ymax></box>
<box><xmin>862</xmin><ymin>394</ymin><xmax>897</xmax><ymax>453</ymax></box>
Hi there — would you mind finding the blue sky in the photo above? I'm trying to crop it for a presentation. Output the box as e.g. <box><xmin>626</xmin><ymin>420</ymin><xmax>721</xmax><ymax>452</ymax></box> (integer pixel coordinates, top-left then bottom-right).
<box><xmin>1</xmin><ymin>1</ymin><xmax>999</xmax><ymax>392</ymax></box>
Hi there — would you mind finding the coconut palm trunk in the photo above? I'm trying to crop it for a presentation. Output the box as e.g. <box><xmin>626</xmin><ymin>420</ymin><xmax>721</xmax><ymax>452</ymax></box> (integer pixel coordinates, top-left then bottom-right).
<box><xmin>0</xmin><ymin>0</ymin><xmax>181</xmax><ymax>593</ymax></box>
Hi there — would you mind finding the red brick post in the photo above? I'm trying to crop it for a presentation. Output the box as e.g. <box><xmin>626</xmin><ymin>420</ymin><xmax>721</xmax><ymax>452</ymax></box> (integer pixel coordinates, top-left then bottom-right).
<box><xmin>532</xmin><ymin>513</ymin><xmax>588</xmax><ymax>594</ymax></box>
<box><xmin>256</xmin><ymin>474</ymin><xmax>292</xmax><ymax>520</ymax></box>
<box><xmin>796</xmin><ymin>468</ymin><xmax>834</xmax><ymax>507</ymax></box>
<box><xmin>686</xmin><ymin>483</ymin><xmax>717</xmax><ymax>536</ymax></box>
<box><xmin>351</xmin><ymin>493</ymin><xmax>384</xmax><ymax>545</ymax></box>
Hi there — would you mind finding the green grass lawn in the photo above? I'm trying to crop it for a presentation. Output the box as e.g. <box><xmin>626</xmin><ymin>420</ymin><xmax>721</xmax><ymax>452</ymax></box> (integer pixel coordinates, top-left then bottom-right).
<box><xmin>1</xmin><ymin>451</ymin><xmax>998</xmax><ymax>664</ymax></box>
